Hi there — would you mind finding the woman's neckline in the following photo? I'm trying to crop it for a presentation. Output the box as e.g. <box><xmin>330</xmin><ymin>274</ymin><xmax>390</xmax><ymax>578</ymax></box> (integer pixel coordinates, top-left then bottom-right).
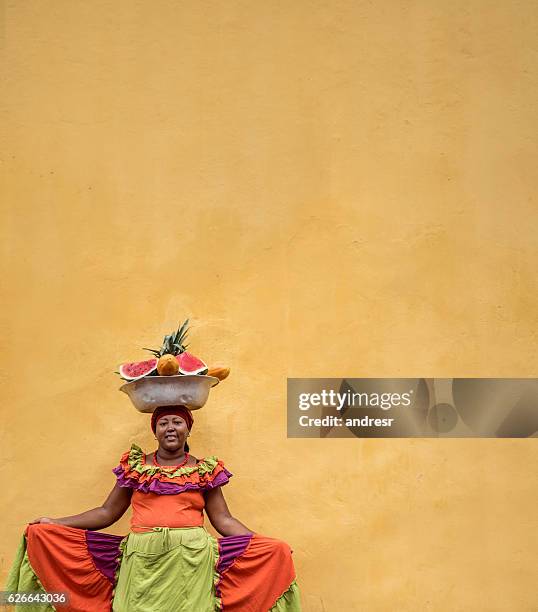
<box><xmin>142</xmin><ymin>452</ymin><xmax>201</xmax><ymax>468</ymax></box>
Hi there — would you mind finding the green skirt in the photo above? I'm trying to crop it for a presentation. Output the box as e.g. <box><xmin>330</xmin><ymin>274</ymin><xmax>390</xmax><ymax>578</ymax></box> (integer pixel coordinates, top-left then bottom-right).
<box><xmin>113</xmin><ymin>527</ymin><xmax>219</xmax><ymax>611</ymax></box>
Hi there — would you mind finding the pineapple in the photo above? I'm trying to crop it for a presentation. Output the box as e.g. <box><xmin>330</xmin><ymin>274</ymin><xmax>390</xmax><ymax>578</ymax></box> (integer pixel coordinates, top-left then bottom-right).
<box><xmin>143</xmin><ymin>320</ymin><xmax>189</xmax><ymax>376</ymax></box>
<box><xmin>144</xmin><ymin>319</ymin><xmax>190</xmax><ymax>358</ymax></box>
<box><xmin>143</xmin><ymin>319</ymin><xmax>208</xmax><ymax>376</ymax></box>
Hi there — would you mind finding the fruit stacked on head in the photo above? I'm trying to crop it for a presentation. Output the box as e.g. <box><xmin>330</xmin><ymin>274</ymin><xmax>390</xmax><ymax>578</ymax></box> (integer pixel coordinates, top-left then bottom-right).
<box><xmin>144</xmin><ymin>319</ymin><xmax>201</xmax><ymax>376</ymax></box>
<box><xmin>207</xmin><ymin>366</ymin><xmax>230</xmax><ymax>381</ymax></box>
<box><xmin>117</xmin><ymin>319</ymin><xmax>230</xmax><ymax>382</ymax></box>
<box><xmin>157</xmin><ymin>355</ymin><xmax>179</xmax><ymax>376</ymax></box>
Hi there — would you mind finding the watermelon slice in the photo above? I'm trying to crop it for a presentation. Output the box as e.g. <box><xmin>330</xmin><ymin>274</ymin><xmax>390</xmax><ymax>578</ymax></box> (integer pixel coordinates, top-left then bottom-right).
<box><xmin>119</xmin><ymin>358</ymin><xmax>158</xmax><ymax>381</ymax></box>
<box><xmin>176</xmin><ymin>352</ymin><xmax>208</xmax><ymax>375</ymax></box>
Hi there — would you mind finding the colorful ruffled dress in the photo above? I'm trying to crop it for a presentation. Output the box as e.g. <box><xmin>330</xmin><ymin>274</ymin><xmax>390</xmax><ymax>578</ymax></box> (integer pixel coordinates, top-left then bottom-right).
<box><xmin>5</xmin><ymin>444</ymin><xmax>301</xmax><ymax>612</ymax></box>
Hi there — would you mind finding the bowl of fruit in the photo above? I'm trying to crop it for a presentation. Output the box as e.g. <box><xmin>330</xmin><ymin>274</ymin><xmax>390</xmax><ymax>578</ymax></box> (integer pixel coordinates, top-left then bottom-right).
<box><xmin>117</xmin><ymin>320</ymin><xmax>230</xmax><ymax>413</ymax></box>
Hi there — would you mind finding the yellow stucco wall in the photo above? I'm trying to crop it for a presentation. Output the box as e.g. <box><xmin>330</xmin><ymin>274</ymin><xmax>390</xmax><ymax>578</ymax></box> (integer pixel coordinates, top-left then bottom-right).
<box><xmin>2</xmin><ymin>1</ymin><xmax>538</xmax><ymax>610</ymax></box>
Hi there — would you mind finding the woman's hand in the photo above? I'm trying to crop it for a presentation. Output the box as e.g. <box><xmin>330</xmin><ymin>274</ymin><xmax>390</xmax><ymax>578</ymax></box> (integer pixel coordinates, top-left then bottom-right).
<box><xmin>29</xmin><ymin>517</ymin><xmax>61</xmax><ymax>525</ymax></box>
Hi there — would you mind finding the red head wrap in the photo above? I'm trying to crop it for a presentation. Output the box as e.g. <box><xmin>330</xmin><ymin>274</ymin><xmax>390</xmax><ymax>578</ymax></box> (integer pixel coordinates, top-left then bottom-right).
<box><xmin>151</xmin><ymin>406</ymin><xmax>194</xmax><ymax>433</ymax></box>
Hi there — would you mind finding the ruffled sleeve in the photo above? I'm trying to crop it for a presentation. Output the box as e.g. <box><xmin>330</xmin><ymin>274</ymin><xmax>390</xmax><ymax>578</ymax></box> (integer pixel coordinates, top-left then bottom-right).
<box><xmin>112</xmin><ymin>444</ymin><xmax>233</xmax><ymax>495</ymax></box>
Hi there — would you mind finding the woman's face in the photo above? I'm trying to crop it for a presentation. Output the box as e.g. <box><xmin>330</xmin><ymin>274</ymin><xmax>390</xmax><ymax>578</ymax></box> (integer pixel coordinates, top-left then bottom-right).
<box><xmin>155</xmin><ymin>414</ymin><xmax>189</xmax><ymax>453</ymax></box>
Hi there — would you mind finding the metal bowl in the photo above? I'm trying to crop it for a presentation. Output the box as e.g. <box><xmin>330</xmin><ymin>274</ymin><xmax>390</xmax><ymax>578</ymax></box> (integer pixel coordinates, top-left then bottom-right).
<box><xmin>119</xmin><ymin>374</ymin><xmax>220</xmax><ymax>413</ymax></box>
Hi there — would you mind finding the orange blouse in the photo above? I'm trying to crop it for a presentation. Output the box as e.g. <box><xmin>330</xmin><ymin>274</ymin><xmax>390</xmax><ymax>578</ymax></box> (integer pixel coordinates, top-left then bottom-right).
<box><xmin>130</xmin><ymin>489</ymin><xmax>206</xmax><ymax>532</ymax></box>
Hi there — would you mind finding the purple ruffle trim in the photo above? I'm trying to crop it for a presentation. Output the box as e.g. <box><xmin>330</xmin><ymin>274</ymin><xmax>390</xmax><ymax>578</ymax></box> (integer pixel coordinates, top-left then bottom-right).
<box><xmin>85</xmin><ymin>531</ymin><xmax>123</xmax><ymax>583</ymax></box>
<box><xmin>215</xmin><ymin>534</ymin><xmax>254</xmax><ymax>599</ymax></box>
<box><xmin>217</xmin><ymin>533</ymin><xmax>253</xmax><ymax>574</ymax></box>
<box><xmin>112</xmin><ymin>466</ymin><xmax>233</xmax><ymax>495</ymax></box>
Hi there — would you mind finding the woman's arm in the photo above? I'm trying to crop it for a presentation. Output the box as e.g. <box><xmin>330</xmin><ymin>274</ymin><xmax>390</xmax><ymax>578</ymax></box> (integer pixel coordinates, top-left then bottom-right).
<box><xmin>30</xmin><ymin>484</ymin><xmax>133</xmax><ymax>530</ymax></box>
<box><xmin>204</xmin><ymin>487</ymin><xmax>254</xmax><ymax>536</ymax></box>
